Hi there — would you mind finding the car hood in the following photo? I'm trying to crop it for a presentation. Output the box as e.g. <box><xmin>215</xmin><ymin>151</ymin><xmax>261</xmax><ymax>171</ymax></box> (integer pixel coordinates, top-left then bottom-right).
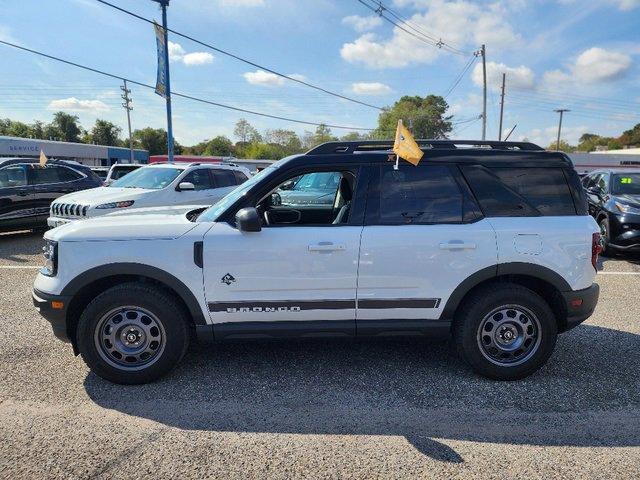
<box><xmin>613</xmin><ymin>194</ymin><xmax>640</xmax><ymax>208</ymax></box>
<box><xmin>104</xmin><ymin>204</ymin><xmax>208</xmax><ymax>218</ymax></box>
<box><xmin>45</xmin><ymin>213</ymin><xmax>198</xmax><ymax>242</ymax></box>
<box><xmin>53</xmin><ymin>186</ymin><xmax>152</xmax><ymax>205</ymax></box>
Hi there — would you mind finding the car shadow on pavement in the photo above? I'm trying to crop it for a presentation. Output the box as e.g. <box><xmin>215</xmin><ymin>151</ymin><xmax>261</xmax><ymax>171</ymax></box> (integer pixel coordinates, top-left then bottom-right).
<box><xmin>84</xmin><ymin>325</ymin><xmax>640</xmax><ymax>463</ymax></box>
<box><xmin>0</xmin><ymin>230</ymin><xmax>44</xmax><ymax>262</ymax></box>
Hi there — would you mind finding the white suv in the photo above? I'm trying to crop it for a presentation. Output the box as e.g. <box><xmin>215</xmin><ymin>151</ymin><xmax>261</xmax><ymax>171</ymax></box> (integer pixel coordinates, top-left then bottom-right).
<box><xmin>47</xmin><ymin>162</ymin><xmax>251</xmax><ymax>228</ymax></box>
<box><xmin>33</xmin><ymin>140</ymin><xmax>601</xmax><ymax>384</ymax></box>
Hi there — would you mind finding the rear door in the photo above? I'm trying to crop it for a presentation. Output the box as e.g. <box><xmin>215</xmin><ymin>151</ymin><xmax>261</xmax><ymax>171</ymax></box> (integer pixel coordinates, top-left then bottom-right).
<box><xmin>210</xmin><ymin>169</ymin><xmax>240</xmax><ymax>202</ymax></box>
<box><xmin>0</xmin><ymin>164</ymin><xmax>35</xmax><ymax>230</ymax></box>
<box><xmin>356</xmin><ymin>163</ymin><xmax>497</xmax><ymax>333</ymax></box>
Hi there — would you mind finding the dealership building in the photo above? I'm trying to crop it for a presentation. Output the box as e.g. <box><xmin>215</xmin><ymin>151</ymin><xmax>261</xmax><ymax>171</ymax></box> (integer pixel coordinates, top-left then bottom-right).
<box><xmin>0</xmin><ymin>136</ymin><xmax>149</xmax><ymax>166</ymax></box>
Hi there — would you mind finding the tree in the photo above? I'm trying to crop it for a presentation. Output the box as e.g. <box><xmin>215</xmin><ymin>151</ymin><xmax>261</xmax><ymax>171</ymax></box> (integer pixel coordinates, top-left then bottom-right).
<box><xmin>49</xmin><ymin>111</ymin><xmax>82</xmax><ymax>142</ymax></box>
<box><xmin>204</xmin><ymin>136</ymin><xmax>234</xmax><ymax>156</ymax></box>
<box><xmin>340</xmin><ymin>131</ymin><xmax>369</xmax><ymax>141</ymax></box>
<box><xmin>619</xmin><ymin>123</ymin><xmax>640</xmax><ymax>147</ymax></box>
<box><xmin>373</xmin><ymin>95</ymin><xmax>452</xmax><ymax>140</ymax></box>
<box><xmin>132</xmin><ymin>127</ymin><xmax>167</xmax><ymax>155</ymax></box>
<box><xmin>264</xmin><ymin>129</ymin><xmax>303</xmax><ymax>155</ymax></box>
<box><xmin>234</xmin><ymin>118</ymin><xmax>261</xmax><ymax>143</ymax></box>
<box><xmin>90</xmin><ymin>119</ymin><xmax>122</xmax><ymax>146</ymax></box>
<box><xmin>546</xmin><ymin>140</ymin><xmax>576</xmax><ymax>152</ymax></box>
<box><xmin>244</xmin><ymin>142</ymin><xmax>287</xmax><ymax>160</ymax></box>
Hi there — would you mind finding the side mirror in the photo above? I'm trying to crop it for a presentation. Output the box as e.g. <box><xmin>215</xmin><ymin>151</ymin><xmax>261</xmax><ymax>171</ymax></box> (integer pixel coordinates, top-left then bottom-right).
<box><xmin>177</xmin><ymin>182</ymin><xmax>195</xmax><ymax>191</ymax></box>
<box><xmin>235</xmin><ymin>207</ymin><xmax>261</xmax><ymax>232</ymax></box>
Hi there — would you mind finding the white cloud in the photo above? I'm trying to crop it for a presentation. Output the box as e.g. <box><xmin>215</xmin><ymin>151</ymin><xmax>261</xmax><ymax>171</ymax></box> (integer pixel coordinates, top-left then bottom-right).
<box><xmin>340</xmin><ymin>0</ymin><xmax>520</xmax><ymax>69</ymax></box>
<box><xmin>342</xmin><ymin>15</ymin><xmax>382</xmax><ymax>33</ymax></box>
<box><xmin>243</xmin><ymin>70</ymin><xmax>306</xmax><ymax>87</ymax></box>
<box><xmin>351</xmin><ymin>82</ymin><xmax>393</xmax><ymax>95</ymax></box>
<box><xmin>183</xmin><ymin>52</ymin><xmax>214</xmax><ymax>66</ymax></box>
<box><xmin>542</xmin><ymin>47</ymin><xmax>632</xmax><ymax>89</ymax></box>
<box><xmin>615</xmin><ymin>0</ymin><xmax>640</xmax><ymax>9</ymax></box>
<box><xmin>573</xmin><ymin>47</ymin><xmax>632</xmax><ymax>82</ymax></box>
<box><xmin>47</xmin><ymin>97</ymin><xmax>110</xmax><ymax>113</ymax></box>
<box><xmin>168</xmin><ymin>41</ymin><xmax>214</xmax><ymax>66</ymax></box>
<box><xmin>519</xmin><ymin>125</ymin><xmax>589</xmax><ymax>147</ymax></box>
<box><xmin>472</xmin><ymin>61</ymin><xmax>536</xmax><ymax>92</ymax></box>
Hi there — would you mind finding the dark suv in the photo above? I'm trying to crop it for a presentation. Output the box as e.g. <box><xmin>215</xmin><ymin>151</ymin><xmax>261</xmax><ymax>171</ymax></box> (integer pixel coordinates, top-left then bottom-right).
<box><xmin>582</xmin><ymin>169</ymin><xmax>640</xmax><ymax>254</ymax></box>
<box><xmin>0</xmin><ymin>158</ymin><xmax>102</xmax><ymax>233</ymax></box>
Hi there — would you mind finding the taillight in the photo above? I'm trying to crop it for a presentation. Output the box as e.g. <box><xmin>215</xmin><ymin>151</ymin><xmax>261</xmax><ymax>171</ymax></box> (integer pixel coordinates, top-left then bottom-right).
<box><xmin>592</xmin><ymin>232</ymin><xmax>603</xmax><ymax>270</ymax></box>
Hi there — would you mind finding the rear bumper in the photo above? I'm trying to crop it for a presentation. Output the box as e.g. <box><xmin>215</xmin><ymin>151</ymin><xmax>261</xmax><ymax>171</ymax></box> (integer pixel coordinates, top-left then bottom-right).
<box><xmin>560</xmin><ymin>283</ymin><xmax>599</xmax><ymax>332</ymax></box>
<box><xmin>32</xmin><ymin>288</ymin><xmax>72</xmax><ymax>342</ymax></box>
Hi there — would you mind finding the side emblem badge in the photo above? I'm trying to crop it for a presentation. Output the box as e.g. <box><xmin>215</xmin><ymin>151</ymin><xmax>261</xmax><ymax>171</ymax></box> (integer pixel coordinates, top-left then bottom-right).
<box><xmin>221</xmin><ymin>273</ymin><xmax>236</xmax><ymax>285</ymax></box>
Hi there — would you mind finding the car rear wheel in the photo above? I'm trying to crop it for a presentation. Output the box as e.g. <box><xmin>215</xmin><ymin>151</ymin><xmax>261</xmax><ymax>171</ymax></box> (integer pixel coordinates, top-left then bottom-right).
<box><xmin>76</xmin><ymin>283</ymin><xmax>190</xmax><ymax>384</ymax></box>
<box><xmin>453</xmin><ymin>283</ymin><xmax>557</xmax><ymax>380</ymax></box>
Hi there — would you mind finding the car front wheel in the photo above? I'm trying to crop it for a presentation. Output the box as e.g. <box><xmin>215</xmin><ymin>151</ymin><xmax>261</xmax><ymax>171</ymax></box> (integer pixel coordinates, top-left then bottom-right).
<box><xmin>76</xmin><ymin>283</ymin><xmax>190</xmax><ymax>384</ymax></box>
<box><xmin>454</xmin><ymin>283</ymin><xmax>558</xmax><ymax>380</ymax></box>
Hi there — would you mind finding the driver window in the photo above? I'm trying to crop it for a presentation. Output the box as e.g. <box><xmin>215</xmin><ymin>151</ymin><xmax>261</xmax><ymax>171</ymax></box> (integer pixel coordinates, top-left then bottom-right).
<box><xmin>0</xmin><ymin>165</ymin><xmax>27</xmax><ymax>188</ymax></box>
<box><xmin>258</xmin><ymin>170</ymin><xmax>354</xmax><ymax>226</ymax></box>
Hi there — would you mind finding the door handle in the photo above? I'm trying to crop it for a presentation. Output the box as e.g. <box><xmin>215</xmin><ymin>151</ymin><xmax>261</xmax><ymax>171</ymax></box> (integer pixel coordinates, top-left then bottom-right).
<box><xmin>16</xmin><ymin>190</ymin><xmax>29</xmax><ymax>197</ymax></box>
<box><xmin>308</xmin><ymin>242</ymin><xmax>346</xmax><ymax>252</ymax></box>
<box><xmin>439</xmin><ymin>241</ymin><xmax>476</xmax><ymax>250</ymax></box>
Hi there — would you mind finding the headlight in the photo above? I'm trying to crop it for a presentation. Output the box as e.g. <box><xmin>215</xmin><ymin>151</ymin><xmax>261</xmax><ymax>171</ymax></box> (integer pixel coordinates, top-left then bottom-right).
<box><xmin>95</xmin><ymin>200</ymin><xmax>135</xmax><ymax>209</ymax></box>
<box><xmin>614</xmin><ymin>201</ymin><xmax>640</xmax><ymax>215</ymax></box>
<box><xmin>41</xmin><ymin>240</ymin><xmax>58</xmax><ymax>277</ymax></box>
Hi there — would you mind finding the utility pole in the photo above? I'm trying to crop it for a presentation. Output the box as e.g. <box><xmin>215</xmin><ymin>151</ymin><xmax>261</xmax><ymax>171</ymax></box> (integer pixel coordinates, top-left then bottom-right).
<box><xmin>498</xmin><ymin>72</ymin><xmax>506</xmax><ymax>141</ymax></box>
<box><xmin>121</xmin><ymin>80</ymin><xmax>134</xmax><ymax>163</ymax></box>
<box><xmin>480</xmin><ymin>44</ymin><xmax>487</xmax><ymax>140</ymax></box>
<box><xmin>554</xmin><ymin>109</ymin><xmax>570</xmax><ymax>151</ymax></box>
<box><xmin>152</xmin><ymin>0</ymin><xmax>174</xmax><ymax>163</ymax></box>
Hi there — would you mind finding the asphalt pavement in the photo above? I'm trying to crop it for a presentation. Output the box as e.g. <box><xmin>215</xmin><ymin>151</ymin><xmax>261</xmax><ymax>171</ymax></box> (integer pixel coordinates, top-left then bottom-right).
<box><xmin>0</xmin><ymin>231</ymin><xmax>639</xmax><ymax>479</ymax></box>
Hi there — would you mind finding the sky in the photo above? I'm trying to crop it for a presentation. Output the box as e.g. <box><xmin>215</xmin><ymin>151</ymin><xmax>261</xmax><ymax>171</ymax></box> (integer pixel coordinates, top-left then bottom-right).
<box><xmin>0</xmin><ymin>0</ymin><xmax>639</xmax><ymax>148</ymax></box>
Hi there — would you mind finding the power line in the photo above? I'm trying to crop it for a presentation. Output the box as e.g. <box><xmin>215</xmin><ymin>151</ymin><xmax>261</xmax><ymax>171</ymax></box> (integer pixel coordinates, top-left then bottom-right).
<box><xmin>442</xmin><ymin>55</ymin><xmax>476</xmax><ymax>98</ymax></box>
<box><xmin>0</xmin><ymin>39</ymin><xmax>378</xmax><ymax>131</ymax></box>
<box><xmin>356</xmin><ymin>0</ymin><xmax>470</xmax><ymax>56</ymax></box>
<box><xmin>94</xmin><ymin>0</ymin><xmax>384</xmax><ymax>111</ymax></box>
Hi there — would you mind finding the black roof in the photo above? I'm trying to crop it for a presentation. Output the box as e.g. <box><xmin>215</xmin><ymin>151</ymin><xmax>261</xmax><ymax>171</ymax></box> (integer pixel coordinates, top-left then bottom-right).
<box><xmin>281</xmin><ymin>140</ymin><xmax>573</xmax><ymax>169</ymax></box>
<box><xmin>0</xmin><ymin>157</ymin><xmax>91</xmax><ymax>169</ymax></box>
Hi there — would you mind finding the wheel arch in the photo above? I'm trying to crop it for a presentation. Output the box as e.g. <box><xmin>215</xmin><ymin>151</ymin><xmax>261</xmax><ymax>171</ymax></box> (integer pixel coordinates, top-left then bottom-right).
<box><xmin>442</xmin><ymin>262</ymin><xmax>571</xmax><ymax>331</ymax></box>
<box><xmin>63</xmin><ymin>263</ymin><xmax>207</xmax><ymax>353</ymax></box>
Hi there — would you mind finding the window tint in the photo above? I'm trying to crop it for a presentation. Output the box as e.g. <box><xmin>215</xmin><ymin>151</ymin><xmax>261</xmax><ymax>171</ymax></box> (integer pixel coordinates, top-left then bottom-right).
<box><xmin>0</xmin><ymin>165</ymin><xmax>27</xmax><ymax>187</ymax></box>
<box><xmin>233</xmin><ymin>170</ymin><xmax>248</xmax><ymax>184</ymax></box>
<box><xmin>29</xmin><ymin>165</ymin><xmax>82</xmax><ymax>185</ymax></box>
<box><xmin>212</xmin><ymin>169</ymin><xmax>237</xmax><ymax>187</ymax></box>
<box><xmin>490</xmin><ymin>167</ymin><xmax>576</xmax><ymax>216</ymax></box>
<box><xmin>181</xmin><ymin>169</ymin><xmax>213</xmax><ymax>190</ymax></box>
<box><xmin>378</xmin><ymin>165</ymin><xmax>463</xmax><ymax>224</ymax></box>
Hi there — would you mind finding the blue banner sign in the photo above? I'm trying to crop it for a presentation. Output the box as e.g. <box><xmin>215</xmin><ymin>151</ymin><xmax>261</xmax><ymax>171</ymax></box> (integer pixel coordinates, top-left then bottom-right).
<box><xmin>154</xmin><ymin>21</ymin><xmax>167</xmax><ymax>98</ymax></box>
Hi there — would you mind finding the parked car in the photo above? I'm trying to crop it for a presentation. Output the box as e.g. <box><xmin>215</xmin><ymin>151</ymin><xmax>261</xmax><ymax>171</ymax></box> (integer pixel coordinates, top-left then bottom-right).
<box><xmin>582</xmin><ymin>169</ymin><xmax>640</xmax><ymax>254</ymax></box>
<box><xmin>33</xmin><ymin>140</ymin><xmax>601</xmax><ymax>384</ymax></box>
<box><xmin>0</xmin><ymin>157</ymin><xmax>102</xmax><ymax>233</ymax></box>
<box><xmin>104</xmin><ymin>163</ymin><xmax>142</xmax><ymax>186</ymax></box>
<box><xmin>47</xmin><ymin>162</ymin><xmax>251</xmax><ymax>228</ymax></box>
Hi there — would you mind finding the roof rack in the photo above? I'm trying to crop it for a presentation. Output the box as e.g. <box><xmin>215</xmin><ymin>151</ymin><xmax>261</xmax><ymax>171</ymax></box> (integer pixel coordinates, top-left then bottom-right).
<box><xmin>306</xmin><ymin>139</ymin><xmax>544</xmax><ymax>155</ymax></box>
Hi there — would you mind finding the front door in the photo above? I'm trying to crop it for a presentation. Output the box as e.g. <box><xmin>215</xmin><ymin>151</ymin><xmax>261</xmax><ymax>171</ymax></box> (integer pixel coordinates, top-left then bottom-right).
<box><xmin>0</xmin><ymin>164</ymin><xmax>36</xmax><ymax>231</ymax></box>
<box><xmin>202</xmin><ymin>167</ymin><xmax>364</xmax><ymax>338</ymax></box>
<box><xmin>356</xmin><ymin>164</ymin><xmax>497</xmax><ymax>333</ymax></box>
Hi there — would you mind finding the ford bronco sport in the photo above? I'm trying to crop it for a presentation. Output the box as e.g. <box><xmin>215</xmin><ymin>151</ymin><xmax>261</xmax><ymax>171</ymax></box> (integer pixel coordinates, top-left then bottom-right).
<box><xmin>33</xmin><ymin>140</ymin><xmax>601</xmax><ymax>384</ymax></box>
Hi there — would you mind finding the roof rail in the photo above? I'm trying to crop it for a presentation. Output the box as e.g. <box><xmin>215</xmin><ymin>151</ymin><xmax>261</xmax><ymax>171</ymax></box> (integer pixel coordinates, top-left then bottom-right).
<box><xmin>306</xmin><ymin>139</ymin><xmax>544</xmax><ymax>155</ymax></box>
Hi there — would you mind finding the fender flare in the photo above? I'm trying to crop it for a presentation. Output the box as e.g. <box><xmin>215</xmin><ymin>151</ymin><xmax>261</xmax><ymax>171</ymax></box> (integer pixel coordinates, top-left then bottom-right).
<box><xmin>61</xmin><ymin>263</ymin><xmax>207</xmax><ymax>325</ymax></box>
<box><xmin>440</xmin><ymin>262</ymin><xmax>571</xmax><ymax>319</ymax></box>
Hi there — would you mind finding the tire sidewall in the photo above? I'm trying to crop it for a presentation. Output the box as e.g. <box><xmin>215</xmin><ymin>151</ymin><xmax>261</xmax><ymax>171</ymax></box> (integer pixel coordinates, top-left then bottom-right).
<box><xmin>458</xmin><ymin>286</ymin><xmax>558</xmax><ymax>380</ymax></box>
<box><xmin>77</xmin><ymin>284</ymin><xmax>188</xmax><ymax>384</ymax></box>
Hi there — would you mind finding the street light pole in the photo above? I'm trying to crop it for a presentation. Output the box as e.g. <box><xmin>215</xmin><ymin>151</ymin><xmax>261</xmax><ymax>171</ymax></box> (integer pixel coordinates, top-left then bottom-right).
<box><xmin>153</xmin><ymin>0</ymin><xmax>175</xmax><ymax>163</ymax></box>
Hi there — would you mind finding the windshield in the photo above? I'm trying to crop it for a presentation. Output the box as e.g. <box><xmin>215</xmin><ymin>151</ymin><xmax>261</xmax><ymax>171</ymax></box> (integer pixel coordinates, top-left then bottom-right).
<box><xmin>612</xmin><ymin>174</ymin><xmax>640</xmax><ymax>195</ymax></box>
<box><xmin>111</xmin><ymin>167</ymin><xmax>181</xmax><ymax>189</ymax></box>
<box><xmin>198</xmin><ymin>166</ymin><xmax>275</xmax><ymax>222</ymax></box>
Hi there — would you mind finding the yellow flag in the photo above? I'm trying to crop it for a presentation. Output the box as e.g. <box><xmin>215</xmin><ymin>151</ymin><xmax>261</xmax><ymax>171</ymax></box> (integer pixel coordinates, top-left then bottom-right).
<box><xmin>393</xmin><ymin>119</ymin><xmax>423</xmax><ymax>166</ymax></box>
<box><xmin>39</xmin><ymin>149</ymin><xmax>48</xmax><ymax>166</ymax></box>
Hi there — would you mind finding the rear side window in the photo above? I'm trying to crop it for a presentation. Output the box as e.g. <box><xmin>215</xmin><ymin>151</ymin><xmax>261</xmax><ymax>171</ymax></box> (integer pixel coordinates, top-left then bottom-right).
<box><xmin>212</xmin><ymin>169</ymin><xmax>237</xmax><ymax>187</ymax></box>
<box><xmin>462</xmin><ymin>166</ymin><xmax>576</xmax><ymax>216</ymax></box>
<box><xmin>182</xmin><ymin>169</ymin><xmax>213</xmax><ymax>190</ymax></box>
<box><xmin>29</xmin><ymin>165</ymin><xmax>82</xmax><ymax>185</ymax></box>
<box><xmin>233</xmin><ymin>171</ymin><xmax>249</xmax><ymax>184</ymax></box>
<box><xmin>377</xmin><ymin>165</ymin><xmax>463</xmax><ymax>224</ymax></box>
<box><xmin>0</xmin><ymin>165</ymin><xmax>27</xmax><ymax>187</ymax></box>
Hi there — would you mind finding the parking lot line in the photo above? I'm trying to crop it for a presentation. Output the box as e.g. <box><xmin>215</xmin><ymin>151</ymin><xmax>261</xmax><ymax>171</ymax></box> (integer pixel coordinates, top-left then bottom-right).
<box><xmin>598</xmin><ymin>271</ymin><xmax>640</xmax><ymax>275</ymax></box>
<box><xmin>0</xmin><ymin>265</ymin><xmax>40</xmax><ymax>269</ymax></box>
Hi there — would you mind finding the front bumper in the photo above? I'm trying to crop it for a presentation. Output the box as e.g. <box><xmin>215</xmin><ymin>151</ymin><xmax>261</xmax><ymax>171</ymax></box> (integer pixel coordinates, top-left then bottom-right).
<box><xmin>32</xmin><ymin>288</ymin><xmax>72</xmax><ymax>342</ymax></box>
<box><xmin>608</xmin><ymin>213</ymin><xmax>640</xmax><ymax>251</ymax></box>
<box><xmin>560</xmin><ymin>283</ymin><xmax>599</xmax><ymax>332</ymax></box>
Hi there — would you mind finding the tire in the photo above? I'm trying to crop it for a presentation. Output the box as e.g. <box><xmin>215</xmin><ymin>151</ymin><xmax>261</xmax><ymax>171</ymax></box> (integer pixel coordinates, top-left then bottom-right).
<box><xmin>598</xmin><ymin>217</ymin><xmax>612</xmax><ymax>257</ymax></box>
<box><xmin>453</xmin><ymin>283</ymin><xmax>557</xmax><ymax>380</ymax></box>
<box><xmin>76</xmin><ymin>283</ymin><xmax>190</xmax><ymax>384</ymax></box>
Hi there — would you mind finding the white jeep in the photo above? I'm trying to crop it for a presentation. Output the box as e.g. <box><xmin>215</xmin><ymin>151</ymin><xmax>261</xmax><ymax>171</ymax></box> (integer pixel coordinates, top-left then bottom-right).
<box><xmin>33</xmin><ymin>140</ymin><xmax>601</xmax><ymax>384</ymax></box>
<box><xmin>47</xmin><ymin>162</ymin><xmax>251</xmax><ymax>228</ymax></box>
